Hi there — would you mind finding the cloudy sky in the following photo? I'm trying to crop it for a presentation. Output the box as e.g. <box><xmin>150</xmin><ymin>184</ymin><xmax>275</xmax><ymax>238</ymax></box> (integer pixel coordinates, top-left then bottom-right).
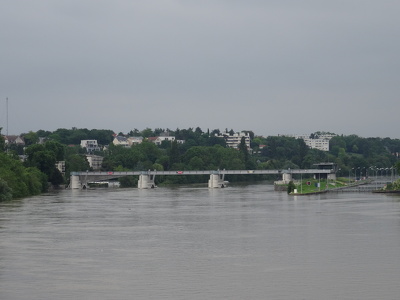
<box><xmin>1</xmin><ymin>1</ymin><xmax>399</xmax><ymax>138</ymax></box>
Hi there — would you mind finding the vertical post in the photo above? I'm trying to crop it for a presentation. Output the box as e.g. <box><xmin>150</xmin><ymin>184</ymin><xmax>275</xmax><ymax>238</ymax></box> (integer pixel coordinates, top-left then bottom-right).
<box><xmin>319</xmin><ymin>174</ymin><xmax>321</xmax><ymax>192</ymax></box>
<box><xmin>6</xmin><ymin>97</ymin><xmax>9</xmax><ymax>135</ymax></box>
<box><xmin>300</xmin><ymin>172</ymin><xmax>302</xmax><ymax>194</ymax></box>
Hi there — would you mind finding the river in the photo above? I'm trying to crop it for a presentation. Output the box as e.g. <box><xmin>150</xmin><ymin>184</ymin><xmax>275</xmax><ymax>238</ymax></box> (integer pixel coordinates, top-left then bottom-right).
<box><xmin>1</xmin><ymin>183</ymin><xmax>400</xmax><ymax>300</ymax></box>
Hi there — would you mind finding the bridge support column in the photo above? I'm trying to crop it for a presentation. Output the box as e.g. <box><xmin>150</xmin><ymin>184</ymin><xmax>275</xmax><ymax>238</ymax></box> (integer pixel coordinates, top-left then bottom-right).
<box><xmin>70</xmin><ymin>175</ymin><xmax>81</xmax><ymax>189</ymax></box>
<box><xmin>138</xmin><ymin>174</ymin><xmax>156</xmax><ymax>189</ymax></box>
<box><xmin>282</xmin><ymin>173</ymin><xmax>292</xmax><ymax>184</ymax></box>
<box><xmin>208</xmin><ymin>174</ymin><xmax>226</xmax><ymax>188</ymax></box>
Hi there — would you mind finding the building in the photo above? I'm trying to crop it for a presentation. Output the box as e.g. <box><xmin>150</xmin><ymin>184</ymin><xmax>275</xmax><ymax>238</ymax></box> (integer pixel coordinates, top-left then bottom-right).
<box><xmin>85</xmin><ymin>155</ymin><xmax>104</xmax><ymax>171</ymax></box>
<box><xmin>112</xmin><ymin>136</ymin><xmax>129</xmax><ymax>147</ymax></box>
<box><xmin>147</xmin><ymin>135</ymin><xmax>180</xmax><ymax>146</ymax></box>
<box><xmin>280</xmin><ymin>133</ymin><xmax>336</xmax><ymax>152</ymax></box>
<box><xmin>55</xmin><ymin>161</ymin><xmax>66</xmax><ymax>174</ymax></box>
<box><xmin>303</xmin><ymin>138</ymin><xmax>330</xmax><ymax>151</ymax></box>
<box><xmin>313</xmin><ymin>162</ymin><xmax>337</xmax><ymax>180</ymax></box>
<box><xmin>3</xmin><ymin>135</ymin><xmax>25</xmax><ymax>146</ymax></box>
<box><xmin>216</xmin><ymin>132</ymin><xmax>251</xmax><ymax>149</ymax></box>
<box><xmin>154</xmin><ymin>136</ymin><xmax>176</xmax><ymax>145</ymax></box>
<box><xmin>127</xmin><ymin>136</ymin><xmax>143</xmax><ymax>146</ymax></box>
<box><xmin>80</xmin><ymin>140</ymin><xmax>100</xmax><ymax>152</ymax></box>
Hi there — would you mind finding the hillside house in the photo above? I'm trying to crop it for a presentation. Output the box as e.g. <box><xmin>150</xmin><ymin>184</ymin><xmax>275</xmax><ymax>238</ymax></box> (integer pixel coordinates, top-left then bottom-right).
<box><xmin>80</xmin><ymin>140</ymin><xmax>100</xmax><ymax>152</ymax></box>
<box><xmin>3</xmin><ymin>135</ymin><xmax>25</xmax><ymax>146</ymax></box>
<box><xmin>112</xmin><ymin>136</ymin><xmax>129</xmax><ymax>147</ymax></box>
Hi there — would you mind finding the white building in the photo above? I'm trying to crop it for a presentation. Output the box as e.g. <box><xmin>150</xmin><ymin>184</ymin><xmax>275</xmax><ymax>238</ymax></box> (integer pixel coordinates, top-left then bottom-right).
<box><xmin>85</xmin><ymin>155</ymin><xmax>104</xmax><ymax>171</ymax></box>
<box><xmin>280</xmin><ymin>133</ymin><xmax>335</xmax><ymax>151</ymax></box>
<box><xmin>112</xmin><ymin>136</ymin><xmax>129</xmax><ymax>147</ymax></box>
<box><xmin>303</xmin><ymin>138</ymin><xmax>330</xmax><ymax>151</ymax></box>
<box><xmin>154</xmin><ymin>136</ymin><xmax>176</xmax><ymax>145</ymax></box>
<box><xmin>55</xmin><ymin>161</ymin><xmax>65</xmax><ymax>174</ymax></box>
<box><xmin>146</xmin><ymin>136</ymin><xmax>175</xmax><ymax>146</ymax></box>
<box><xmin>127</xmin><ymin>136</ymin><xmax>143</xmax><ymax>146</ymax></box>
<box><xmin>80</xmin><ymin>140</ymin><xmax>100</xmax><ymax>152</ymax></box>
<box><xmin>216</xmin><ymin>132</ymin><xmax>251</xmax><ymax>149</ymax></box>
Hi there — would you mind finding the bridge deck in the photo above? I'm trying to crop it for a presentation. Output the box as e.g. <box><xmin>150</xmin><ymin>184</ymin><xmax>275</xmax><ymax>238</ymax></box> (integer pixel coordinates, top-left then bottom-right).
<box><xmin>71</xmin><ymin>169</ymin><xmax>333</xmax><ymax>177</ymax></box>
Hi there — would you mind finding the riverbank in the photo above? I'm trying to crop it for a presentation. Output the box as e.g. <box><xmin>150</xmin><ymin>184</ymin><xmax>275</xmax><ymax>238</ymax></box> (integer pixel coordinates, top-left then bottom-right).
<box><xmin>283</xmin><ymin>178</ymin><xmax>373</xmax><ymax>196</ymax></box>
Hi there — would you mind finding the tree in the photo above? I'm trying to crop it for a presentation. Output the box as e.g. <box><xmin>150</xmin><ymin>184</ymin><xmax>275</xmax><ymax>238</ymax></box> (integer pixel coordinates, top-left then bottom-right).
<box><xmin>168</xmin><ymin>140</ymin><xmax>180</xmax><ymax>169</ymax></box>
<box><xmin>67</xmin><ymin>154</ymin><xmax>90</xmax><ymax>172</ymax></box>
<box><xmin>188</xmin><ymin>156</ymin><xmax>205</xmax><ymax>170</ymax></box>
<box><xmin>287</xmin><ymin>181</ymin><xmax>296</xmax><ymax>194</ymax></box>
<box><xmin>0</xmin><ymin>152</ymin><xmax>46</xmax><ymax>198</ymax></box>
<box><xmin>25</xmin><ymin>143</ymin><xmax>65</xmax><ymax>186</ymax></box>
<box><xmin>0</xmin><ymin>178</ymin><xmax>12</xmax><ymax>201</ymax></box>
<box><xmin>0</xmin><ymin>127</ymin><xmax>5</xmax><ymax>151</ymax></box>
<box><xmin>239</xmin><ymin>136</ymin><xmax>250</xmax><ymax>167</ymax></box>
<box><xmin>44</xmin><ymin>140</ymin><xmax>65</xmax><ymax>161</ymax></box>
<box><xmin>396</xmin><ymin>161</ymin><xmax>400</xmax><ymax>174</ymax></box>
<box><xmin>141</xmin><ymin>128</ymin><xmax>153</xmax><ymax>138</ymax></box>
<box><xmin>22</xmin><ymin>131</ymin><xmax>39</xmax><ymax>146</ymax></box>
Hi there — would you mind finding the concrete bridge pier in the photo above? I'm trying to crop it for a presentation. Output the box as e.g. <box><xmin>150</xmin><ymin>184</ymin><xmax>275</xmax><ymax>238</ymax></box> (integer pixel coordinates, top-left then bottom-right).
<box><xmin>208</xmin><ymin>174</ymin><xmax>226</xmax><ymax>188</ymax></box>
<box><xmin>282</xmin><ymin>173</ymin><xmax>292</xmax><ymax>184</ymax></box>
<box><xmin>70</xmin><ymin>175</ymin><xmax>81</xmax><ymax>189</ymax></box>
<box><xmin>70</xmin><ymin>175</ymin><xmax>91</xmax><ymax>189</ymax></box>
<box><xmin>138</xmin><ymin>174</ymin><xmax>156</xmax><ymax>189</ymax></box>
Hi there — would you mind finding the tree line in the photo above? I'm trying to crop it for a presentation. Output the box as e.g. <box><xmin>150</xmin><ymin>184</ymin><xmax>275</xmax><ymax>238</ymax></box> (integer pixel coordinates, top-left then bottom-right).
<box><xmin>1</xmin><ymin>127</ymin><xmax>400</xmax><ymax>199</ymax></box>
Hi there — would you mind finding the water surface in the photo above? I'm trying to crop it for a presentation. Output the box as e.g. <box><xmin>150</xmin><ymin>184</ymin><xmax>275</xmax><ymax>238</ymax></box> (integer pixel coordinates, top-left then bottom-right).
<box><xmin>1</xmin><ymin>184</ymin><xmax>400</xmax><ymax>299</ymax></box>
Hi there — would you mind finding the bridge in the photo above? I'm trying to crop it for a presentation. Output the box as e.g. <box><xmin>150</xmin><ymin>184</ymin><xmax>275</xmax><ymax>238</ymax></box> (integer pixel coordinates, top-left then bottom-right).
<box><xmin>70</xmin><ymin>169</ymin><xmax>334</xmax><ymax>189</ymax></box>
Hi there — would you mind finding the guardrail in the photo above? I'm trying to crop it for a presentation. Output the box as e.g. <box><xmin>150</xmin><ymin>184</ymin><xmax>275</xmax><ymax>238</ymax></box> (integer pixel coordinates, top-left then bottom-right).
<box><xmin>71</xmin><ymin>169</ymin><xmax>333</xmax><ymax>176</ymax></box>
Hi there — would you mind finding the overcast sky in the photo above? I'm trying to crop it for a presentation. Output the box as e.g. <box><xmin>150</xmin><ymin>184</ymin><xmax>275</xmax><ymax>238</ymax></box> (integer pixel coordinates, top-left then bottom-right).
<box><xmin>1</xmin><ymin>1</ymin><xmax>399</xmax><ymax>138</ymax></box>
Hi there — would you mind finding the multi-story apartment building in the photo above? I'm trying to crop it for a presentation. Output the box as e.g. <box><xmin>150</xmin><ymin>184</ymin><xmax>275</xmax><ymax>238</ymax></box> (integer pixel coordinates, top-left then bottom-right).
<box><xmin>280</xmin><ymin>133</ymin><xmax>336</xmax><ymax>151</ymax></box>
<box><xmin>85</xmin><ymin>155</ymin><xmax>104</xmax><ymax>171</ymax></box>
<box><xmin>80</xmin><ymin>140</ymin><xmax>100</xmax><ymax>152</ymax></box>
<box><xmin>216</xmin><ymin>132</ymin><xmax>251</xmax><ymax>149</ymax></box>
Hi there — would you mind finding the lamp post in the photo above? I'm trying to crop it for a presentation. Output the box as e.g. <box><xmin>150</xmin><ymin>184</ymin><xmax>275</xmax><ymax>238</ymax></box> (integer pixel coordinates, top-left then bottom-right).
<box><xmin>319</xmin><ymin>174</ymin><xmax>321</xmax><ymax>192</ymax></box>
<box><xmin>368</xmin><ymin>167</ymin><xmax>374</xmax><ymax>179</ymax></box>
<box><xmin>350</xmin><ymin>168</ymin><xmax>354</xmax><ymax>185</ymax></box>
<box><xmin>390</xmin><ymin>167</ymin><xmax>393</xmax><ymax>183</ymax></box>
<box><xmin>355</xmin><ymin>167</ymin><xmax>360</xmax><ymax>181</ymax></box>
<box><xmin>300</xmin><ymin>172</ymin><xmax>302</xmax><ymax>194</ymax></box>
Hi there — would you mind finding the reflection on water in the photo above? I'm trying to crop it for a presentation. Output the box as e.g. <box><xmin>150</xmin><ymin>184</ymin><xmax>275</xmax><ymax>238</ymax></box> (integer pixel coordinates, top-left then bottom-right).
<box><xmin>1</xmin><ymin>184</ymin><xmax>400</xmax><ymax>300</ymax></box>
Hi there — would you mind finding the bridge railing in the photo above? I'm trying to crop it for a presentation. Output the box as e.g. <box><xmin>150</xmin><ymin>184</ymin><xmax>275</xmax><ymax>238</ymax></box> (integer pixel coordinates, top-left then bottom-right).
<box><xmin>71</xmin><ymin>169</ymin><xmax>333</xmax><ymax>176</ymax></box>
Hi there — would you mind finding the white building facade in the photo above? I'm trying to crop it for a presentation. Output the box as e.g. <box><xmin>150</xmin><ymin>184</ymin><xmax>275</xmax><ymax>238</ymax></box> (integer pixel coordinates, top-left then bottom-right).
<box><xmin>216</xmin><ymin>132</ymin><xmax>251</xmax><ymax>149</ymax></box>
<box><xmin>86</xmin><ymin>155</ymin><xmax>104</xmax><ymax>171</ymax></box>
<box><xmin>280</xmin><ymin>133</ymin><xmax>335</xmax><ymax>152</ymax></box>
<box><xmin>80</xmin><ymin>140</ymin><xmax>100</xmax><ymax>152</ymax></box>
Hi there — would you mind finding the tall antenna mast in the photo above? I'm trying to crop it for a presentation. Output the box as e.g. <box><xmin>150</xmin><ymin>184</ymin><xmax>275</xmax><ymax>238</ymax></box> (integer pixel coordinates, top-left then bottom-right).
<box><xmin>6</xmin><ymin>97</ymin><xmax>9</xmax><ymax>135</ymax></box>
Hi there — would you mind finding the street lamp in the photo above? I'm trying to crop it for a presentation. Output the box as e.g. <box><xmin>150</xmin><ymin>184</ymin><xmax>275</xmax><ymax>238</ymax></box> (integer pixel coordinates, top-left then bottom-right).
<box><xmin>368</xmin><ymin>166</ymin><xmax>374</xmax><ymax>179</ymax></box>
<box><xmin>361</xmin><ymin>167</ymin><xmax>366</xmax><ymax>180</ymax></box>
<box><xmin>300</xmin><ymin>172</ymin><xmax>302</xmax><ymax>194</ymax></box>
<box><xmin>355</xmin><ymin>167</ymin><xmax>360</xmax><ymax>181</ymax></box>
<box><xmin>349</xmin><ymin>168</ymin><xmax>354</xmax><ymax>185</ymax></box>
<box><xmin>390</xmin><ymin>167</ymin><xmax>394</xmax><ymax>182</ymax></box>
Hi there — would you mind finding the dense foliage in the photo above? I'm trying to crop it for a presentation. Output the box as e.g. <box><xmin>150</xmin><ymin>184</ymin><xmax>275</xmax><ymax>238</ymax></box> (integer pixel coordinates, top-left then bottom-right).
<box><xmin>0</xmin><ymin>151</ymin><xmax>47</xmax><ymax>200</ymax></box>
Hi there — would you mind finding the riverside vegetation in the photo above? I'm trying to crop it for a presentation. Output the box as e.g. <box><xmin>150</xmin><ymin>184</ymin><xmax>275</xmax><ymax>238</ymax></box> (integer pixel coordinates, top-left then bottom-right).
<box><xmin>1</xmin><ymin>127</ymin><xmax>400</xmax><ymax>200</ymax></box>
